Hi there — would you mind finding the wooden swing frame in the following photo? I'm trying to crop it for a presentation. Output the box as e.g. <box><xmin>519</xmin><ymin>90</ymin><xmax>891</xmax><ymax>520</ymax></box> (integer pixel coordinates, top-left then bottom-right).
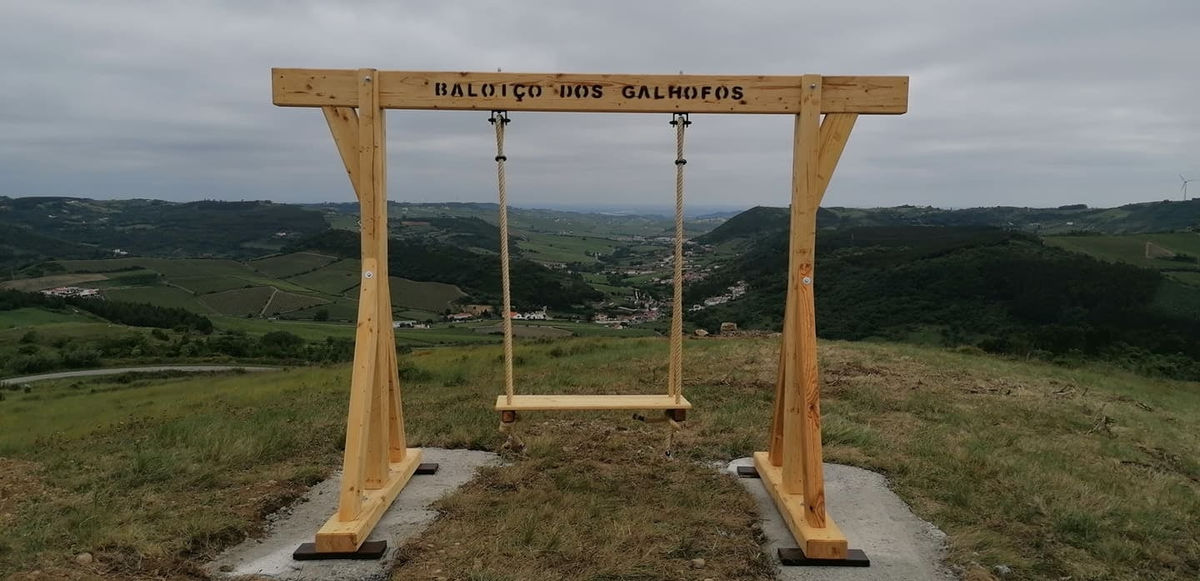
<box><xmin>272</xmin><ymin>68</ymin><xmax>908</xmax><ymax>559</ymax></box>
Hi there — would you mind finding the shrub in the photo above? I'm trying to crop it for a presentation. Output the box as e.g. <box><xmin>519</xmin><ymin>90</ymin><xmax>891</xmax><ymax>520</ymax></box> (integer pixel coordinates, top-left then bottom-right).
<box><xmin>7</xmin><ymin>353</ymin><xmax>58</xmax><ymax>374</ymax></box>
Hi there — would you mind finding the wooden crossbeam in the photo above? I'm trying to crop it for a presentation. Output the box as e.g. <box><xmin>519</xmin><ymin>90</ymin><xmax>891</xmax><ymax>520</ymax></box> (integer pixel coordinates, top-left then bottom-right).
<box><xmin>274</xmin><ymin>69</ymin><xmax>908</xmax><ymax>114</ymax></box>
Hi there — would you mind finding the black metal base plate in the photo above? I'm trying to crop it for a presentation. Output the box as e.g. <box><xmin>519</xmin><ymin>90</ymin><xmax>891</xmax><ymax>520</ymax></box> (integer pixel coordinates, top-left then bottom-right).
<box><xmin>293</xmin><ymin>540</ymin><xmax>387</xmax><ymax>560</ymax></box>
<box><xmin>778</xmin><ymin>547</ymin><xmax>870</xmax><ymax>567</ymax></box>
<box><xmin>736</xmin><ymin>465</ymin><xmax>760</xmax><ymax>478</ymax></box>
<box><xmin>416</xmin><ymin>462</ymin><xmax>440</xmax><ymax>475</ymax></box>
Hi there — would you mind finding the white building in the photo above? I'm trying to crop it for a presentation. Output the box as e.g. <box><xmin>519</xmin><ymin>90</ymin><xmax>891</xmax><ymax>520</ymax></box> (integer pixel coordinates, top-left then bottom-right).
<box><xmin>41</xmin><ymin>287</ymin><xmax>100</xmax><ymax>298</ymax></box>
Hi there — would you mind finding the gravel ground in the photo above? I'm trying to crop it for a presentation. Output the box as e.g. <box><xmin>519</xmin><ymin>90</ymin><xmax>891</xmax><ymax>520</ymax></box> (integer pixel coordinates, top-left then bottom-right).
<box><xmin>727</xmin><ymin>458</ymin><xmax>956</xmax><ymax>581</ymax></box>
<box><xmin>205</xmin><ymin>448</ymin><xmax>501</xmax><ymax>581</ymax></box>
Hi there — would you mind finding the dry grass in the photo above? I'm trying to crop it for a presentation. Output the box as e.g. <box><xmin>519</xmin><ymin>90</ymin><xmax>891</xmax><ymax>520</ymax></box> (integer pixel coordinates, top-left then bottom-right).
<box><xmin>391</xmin><ymin>419</ymin><xmax>773</xmax><ymax>581</ymax></box>
<box><xmin>1</xmin><ymin>337</ymin><xmax>1198</xmax><ymax>580</ymax></box>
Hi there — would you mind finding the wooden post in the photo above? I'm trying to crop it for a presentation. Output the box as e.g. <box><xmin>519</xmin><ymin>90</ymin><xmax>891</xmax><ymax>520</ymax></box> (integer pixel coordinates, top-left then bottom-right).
<box><xmin>754</xmin><ymin>83</ymin><xmax>865</xmax><ymax>560</ymax></box>
<box><xmin>783</xmin><ymin>76</ymin><xmax>823</xmax><ymax>512</ymax></box>
<box><xmin>768</xmin><ymin>112</ymin><xmax>856</xmax><ymax>468</ymax></box>
<box><xmin>307</xmin><ymin>69</ymin><xmax>423</xmax><ymax>555</ymax></box>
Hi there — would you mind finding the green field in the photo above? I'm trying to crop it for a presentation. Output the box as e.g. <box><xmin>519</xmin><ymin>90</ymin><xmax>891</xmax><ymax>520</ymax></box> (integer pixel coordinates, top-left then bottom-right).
<box><xmin>210</xmin><ymin>314</ymin><xmax>654</xmax><ymax>347</ymax></box>
<box><xmin>210</xmin><ymin>315</ymin><xmax>358</xmax><ymax>341</ymax></box>
<box><xmin>55</xmin><ymin>257</ymin><xmax>316</xmax><ymax>296</ymax></box>
<box><xmin>581</xmin><ymin>272</ymin><xmax>636</xmax><ymax>297</ymax></box>
<box><xmin>0</xmin><ymin>307</ymin><xmax>98</xmax><ymax>329</ymax></box>
<box><xmin>104</xmin><ymin>286</ymin><xmax>215</xmax><ymax>313</ymax></box>
<box><xmin>389</xmin><ymin>276</ymin><xmax>465</xmax><ymax>312</ymax></box>
<box><xmin>288</xmin><ymin>259</ymin><xmax>361</xmax><ymax>295</ymax></box>
<box><xmin>1</xmin><ymin>338</ymin><xmax>1197</xmax><ymax>579</ymax></box>
<box><xmin>168</xmin><ymin>275</ymin><xmax>252</xmax><ymax>294</ymax></box>
<box><xmin>86</xmin><ymin>269</ymin><xmax>161</xmax><ymax>289</ymax></box>
<box><xmin>1045</xmin><ymin>233</ymin><xmax>1200</xmax><ymax>271</ymax></box>
<box><xmin>516</xmin><ymin>231</ymin><xmax>620</xmax><ymax>264</ymax></box>
<box><xmin>57</xmin><ymin>257</ymin><xmax>255</xmax><ymax>279</ymax></box>
<box><xmin>0</xmin><ymin>320</ymin><xmax>144</xmax><ymax>346</ymax></box>
<box><xmin>0</xmin><ymin>273</ymin><xmax>109</xmax><ymax>291</ymax></box>
<box><xmin>1167</xmin><ymin>271</ymin><xmax>1200</xmax><ymax>287</ymax></box>
<box><xmin>200</xmin><ymin>286</ymin><xmax>277</xmax><ymax>316</ymax></box>
<box><xmin>1152</xmin><ymin>280</ymin><xmax>1200</xmax><ymax>319</ymax></box>
<box><xmin>250</xmin><ymin>251</ymin><xmax>338</xmax><ymax>278</ymax></box>
<box><xmin>32</xmin><ymin>256</ymin><xmax>485</xmax><ymax>324</ymax></box>
<box><xmin>280</xmin><ymin>298</ymin><xmax>360</xmax><ymax>322</ymax></box>
<box><xmin>471</xmin><ymin>323</ymin><xmax>573</xmax><ymax>338</ymax></box>
<box><xmin>262</xmin><ymin>290</ymin><xmax>329</xmax><ymax>316</ymax></box>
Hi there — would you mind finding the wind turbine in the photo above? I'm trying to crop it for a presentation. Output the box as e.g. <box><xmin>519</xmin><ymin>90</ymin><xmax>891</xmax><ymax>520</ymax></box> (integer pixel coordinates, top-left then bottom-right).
<box><xmin>1183</xmin><ymin>174</ymin><xmax>1196</xmax><ymax>201</ymax></box>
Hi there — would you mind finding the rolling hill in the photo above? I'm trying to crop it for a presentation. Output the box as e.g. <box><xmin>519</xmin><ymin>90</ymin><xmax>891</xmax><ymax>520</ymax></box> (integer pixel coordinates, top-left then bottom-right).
<box><xmin>697</xmin><ymin>199</ymin><xmax>1200</xmax><ymax>246</ymax></box>
<box><xmin>0</xmin><ymin>197</ymin><xmax>329</xmax><ymax>269</ymax></box>
<box><xmin>290</xmin><ymin>229</ymin><xmax>602</xmax><ymax>311</ymax></box>
<box><xmin>687</xmin><ymin>221</ymin><xmax>1200</xmax><ymax>380</ymax></box>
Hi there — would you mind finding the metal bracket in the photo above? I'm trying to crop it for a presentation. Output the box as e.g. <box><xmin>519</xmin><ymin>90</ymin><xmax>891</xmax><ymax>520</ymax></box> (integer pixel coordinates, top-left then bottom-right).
<box><xmin>293</xmin><ymin>540</ymin><xmax>387</xmax><ymax>561</ymax></box>
<box><xmin>778</xmin><ymin>547</ymin><xmax>870</xmax><ymax>567</ymax></box>
<box><xmin>736</xmin><ymin>465</ymin><xmax>760</xmax><ymax>478</ymax></box>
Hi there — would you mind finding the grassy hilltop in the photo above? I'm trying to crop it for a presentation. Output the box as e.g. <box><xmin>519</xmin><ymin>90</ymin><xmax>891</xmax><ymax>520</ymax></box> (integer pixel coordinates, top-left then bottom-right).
<box><xmin>2</xmin><ymin>197</ymin><xmax>1200</xmax><ymax>579</ymax></box>
<box><xmin>1</xmin><ymin>337</ymin><xmax>1197</xmax><ymax>580</ymax></box>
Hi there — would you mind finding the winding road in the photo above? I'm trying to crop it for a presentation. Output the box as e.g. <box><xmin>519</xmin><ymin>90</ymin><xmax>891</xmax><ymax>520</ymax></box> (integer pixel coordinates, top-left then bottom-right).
<box><xmin>0</xmin><ymin>365</ymin><xmax>281</xmax><ymax>385</ymax></box>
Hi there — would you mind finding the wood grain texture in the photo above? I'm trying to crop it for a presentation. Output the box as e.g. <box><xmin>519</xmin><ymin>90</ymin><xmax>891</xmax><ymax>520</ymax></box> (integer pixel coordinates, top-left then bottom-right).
<box><xmin>797</xmin><ymin>77</ymin><xmax>828</xmax><ymax>528</ymax></box>
<box><xmin>385</xmin><ymin>343</ymin><xmax>407</xmax><ymax>462</ymax></box>
<box><xmin>815</xmin><ymin>114</ymin><xmax>858</xmax><ymax>206</ymax></box>
<box><xmin>768</xmin><ymin>303</ymin><xmax>790</xmax><ymax>467</ymax></box>
<box><xmin>494</xmin><ymin>394</ymin><xmax>693</xmax><ymax>411</ymax></box>
<box><xmin>780</xmin><ymin>76</ymin><xmax>830</xmax><ymax>533</ymax></box>
<box><xmin>316</xmin><ymin>449</ymin><xmax>422</xmax><ymax>552</ymax></box>
<box><xmin>754</xmin><ymin>452</ymin><xmax>848</xmax><ymax>559</ymax></box>
<box><xmin>769</xmin><ymin>112</ymin><xmax>857</xmax><ymax>468</ymax></box>
<box><xmin>359</xmin><ymin>70</ymin><xmax>390</xmax><ymax>492</ymax></box>
<box><xmin>321</xmin><ymin>106</ymin><xmax>360</xmax><ymax>201</ymax></box>
<box><xmin>274</xmin><ymin>69</ymin><xmax>908</xmax><ymax>114</ymax></box>
<box><xmin>338</xmin><ymin>254</ymin><xmax>377</xmax><ymax>519</ymax></box>
<box><xmin>337</xmin><ymin>70</ymin><xmax>384</xmax><ymax>519</ymax></box>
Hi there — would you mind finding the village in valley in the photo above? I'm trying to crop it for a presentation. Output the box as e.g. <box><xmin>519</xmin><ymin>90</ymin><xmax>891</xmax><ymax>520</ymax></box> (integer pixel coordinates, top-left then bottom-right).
<box><xmin>430</xmin><ymin>236</ymin><xmax>752</xmax><ymax>330</ymax></box>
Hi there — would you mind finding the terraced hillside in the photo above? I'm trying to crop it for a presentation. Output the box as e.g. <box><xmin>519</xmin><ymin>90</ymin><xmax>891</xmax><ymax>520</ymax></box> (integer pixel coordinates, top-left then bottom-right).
<box><xmin>34</xmin><ymin>253</ymin><xmax>469</xmax><ymax>323</ymax></box>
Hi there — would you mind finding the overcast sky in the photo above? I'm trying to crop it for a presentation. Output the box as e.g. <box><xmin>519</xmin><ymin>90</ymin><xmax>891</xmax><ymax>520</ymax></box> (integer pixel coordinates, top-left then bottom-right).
<box><xmin>1</xmin><ymin>1</ymin><xmax>1197</xmax><ymax>212</ymax></box>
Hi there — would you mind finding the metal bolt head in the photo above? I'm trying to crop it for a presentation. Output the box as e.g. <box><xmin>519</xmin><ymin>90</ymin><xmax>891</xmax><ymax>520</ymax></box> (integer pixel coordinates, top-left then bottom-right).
<box><xmin>809</xmin><ymin>83</ymin><xmax>816</xmax><ymax>89</ymax></box>
<box><xmin>802</xmin><ymin>276</ymin><xmax>813</xmax><ymax>285</ymax></box>
<box><xmin>363</xmin><ymin>76</ymin><xmax>372</xmax><ymax>82</ymax></box>
<box><xmin>364</xmin><ymin>271</ymin><xmax>374</xmax><ymax>279</ymax></box>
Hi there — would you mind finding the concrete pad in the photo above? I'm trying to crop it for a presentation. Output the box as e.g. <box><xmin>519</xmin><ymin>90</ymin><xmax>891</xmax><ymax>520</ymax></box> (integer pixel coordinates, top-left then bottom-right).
<box><xmin>727</xmin><ymin>458</ymin><xmax>955</xmax><ymax>581</ymax></box>
<box><xmin>207</xmin><ymin>448</ymin><xmax>500</xmax><ymax>581</ymax></box>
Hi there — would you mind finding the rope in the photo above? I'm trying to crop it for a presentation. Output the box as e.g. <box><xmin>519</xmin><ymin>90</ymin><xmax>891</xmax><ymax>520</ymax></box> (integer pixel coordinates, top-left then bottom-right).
<box><xmin>669</xmin><ymin>113</ymin><xmax>690</xmax><ymax>404</ymax></box>
<box><xmin>491</xmin><ymin>111</ymin><xmax>515</xmax><ymax>405</ymax></box>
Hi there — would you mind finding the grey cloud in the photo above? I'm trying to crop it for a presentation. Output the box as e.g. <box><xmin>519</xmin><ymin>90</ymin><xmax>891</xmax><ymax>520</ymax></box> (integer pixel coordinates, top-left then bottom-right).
<box><xmin>1</xmin><ymin>0</ymin><xmax>1197</xmax><ymax>210</ymax></box>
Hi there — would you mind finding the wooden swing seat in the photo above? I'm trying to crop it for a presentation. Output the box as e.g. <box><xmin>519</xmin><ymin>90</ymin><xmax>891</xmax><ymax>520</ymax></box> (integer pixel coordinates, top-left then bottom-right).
<box><xmin>494</xmin><ymin>394</ymin><xmax>692</xmax><ymax>412</ymax></box>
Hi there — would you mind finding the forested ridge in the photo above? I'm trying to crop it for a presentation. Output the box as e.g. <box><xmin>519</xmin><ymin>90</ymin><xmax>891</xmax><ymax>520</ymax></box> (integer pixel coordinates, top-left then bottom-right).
<box><xmin>689</xmin><ymin>225</ymin><xmax>1200</xmax><ymax>380</ymax></box>
<box><xmin>290</xmin><ymin>229</ymin><xmax>602</xmax><ymax>310</ymax></box>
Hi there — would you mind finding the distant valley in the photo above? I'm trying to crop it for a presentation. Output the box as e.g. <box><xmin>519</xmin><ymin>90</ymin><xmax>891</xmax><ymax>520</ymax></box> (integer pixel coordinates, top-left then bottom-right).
<box><xmin>2</xmin><ymin>195</ymin><xmax>1199</xmax><ymax>380</ymax></box>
